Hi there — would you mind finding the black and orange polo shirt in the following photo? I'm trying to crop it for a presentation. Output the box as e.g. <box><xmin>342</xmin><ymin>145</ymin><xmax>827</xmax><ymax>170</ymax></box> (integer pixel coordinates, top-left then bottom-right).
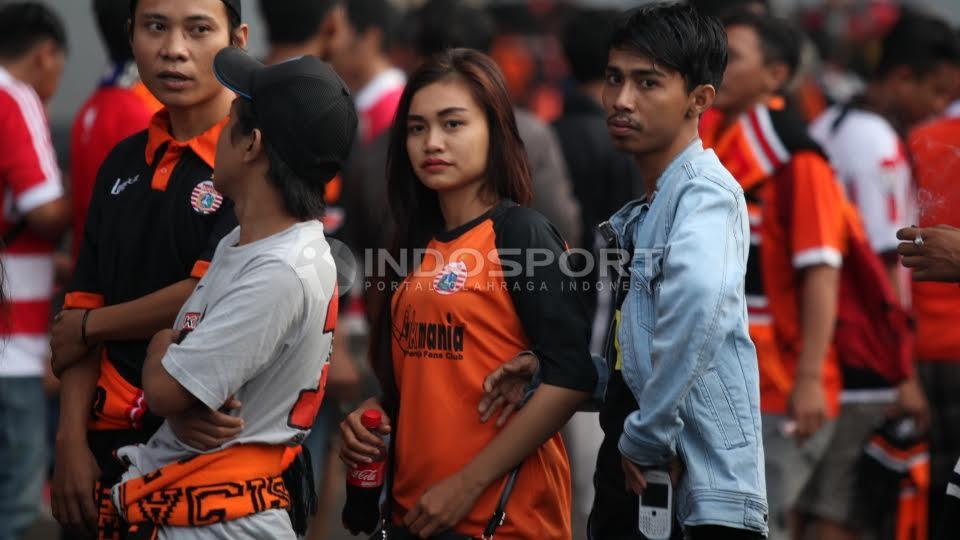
<box><xmin>66</xmin><ymin>110</ymin><xmax>237</xmax><ymax>392</ymax></box>
<box><xmin>389</xmin><ymin>201</ymin><xmax>596</xmax><ymax>539</ymax></box>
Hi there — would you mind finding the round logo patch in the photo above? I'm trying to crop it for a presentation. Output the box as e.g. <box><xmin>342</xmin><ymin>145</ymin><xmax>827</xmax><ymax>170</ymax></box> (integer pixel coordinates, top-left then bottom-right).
<box><xmin>191</xmin><ymin>180</ymin><xmax>223</xmax><ymax>215</ymax></box>
<box><xmin>432</xmin><ymin>261</ymin><xmax>468</xmax><ymax>295</ymax></box>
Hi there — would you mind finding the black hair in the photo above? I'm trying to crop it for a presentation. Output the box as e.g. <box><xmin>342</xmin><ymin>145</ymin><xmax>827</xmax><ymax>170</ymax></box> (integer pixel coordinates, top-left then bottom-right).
<box><xmin>345</xmin><ymin>0</ymin><xmax>400</xmax><ymax>52</ymax></box>
<box><xmin>688</xmin><ymin>0</ymin><xmax>768</xmax><ymax>18</ymax></box>
<box><xmin>722</xmin><ymin>10</ymin><xmax>803</xmax><ymax>82</ymax></box>
<box><xmin>874</xmin><ymin>8</ymin><xmax>960</xmax><ymax>80</ymax></box>
<box><xmin>0</xmin><ymin>2</ymin><xmax>67</xmax><ymax>60</ymax></box>
<box><xmin>414</xmin><ymin>0</ymin><xmax>496</xmax><ymax>57</ymax></box>
<box><xmin>562</xmin><ymin>8</ymin><xmax>619</xmax><ymax>84</ymax></box>
<box><xmin>488</xmin><ymin>4</ymin><xmax>538</xmax><ymax>35</ymax></box>
<box><xmin>94</xmin><ymin>0</ymin><xmax>133</xmax><ymax>64</ymax></box>
<box><xmin>608</xmin><ymin>3</ymin><xmax>727</xmax><ymax>92</ymax></box>
<box><xmin>231</xmin><ymin>99</ymin><xmax>326</xmax><ymax>220</ymax></box>
<box><xmin>259</xmin><ymin>0</ymin><xmax>340</xmax><ymax>46</ymax></box>
<box><xmin>129</xmin><ymin>0</ymin><xmax>243</xmax><ymax>46</ymax></box>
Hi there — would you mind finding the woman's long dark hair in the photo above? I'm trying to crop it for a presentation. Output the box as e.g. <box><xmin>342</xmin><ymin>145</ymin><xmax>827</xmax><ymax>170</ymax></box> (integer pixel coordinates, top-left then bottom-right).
<box><xmin>372</xmin><ymin>48</ymin><xmax>534</xmax><ymax>410</ymax></box>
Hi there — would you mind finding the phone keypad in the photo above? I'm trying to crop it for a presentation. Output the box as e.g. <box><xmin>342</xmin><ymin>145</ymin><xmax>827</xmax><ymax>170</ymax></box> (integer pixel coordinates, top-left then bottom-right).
<box><xmin>639</xmin><ymin>513</ymin><xmax>670</xmax><ymax>539</ymax></box>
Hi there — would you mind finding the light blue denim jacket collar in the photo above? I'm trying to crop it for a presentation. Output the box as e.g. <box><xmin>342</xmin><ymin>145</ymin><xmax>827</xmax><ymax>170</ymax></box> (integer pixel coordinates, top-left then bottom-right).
<box><xmin>607</xmin><ymin>138</ymin><xmax>705</xmax><ymax>248</ymax></box>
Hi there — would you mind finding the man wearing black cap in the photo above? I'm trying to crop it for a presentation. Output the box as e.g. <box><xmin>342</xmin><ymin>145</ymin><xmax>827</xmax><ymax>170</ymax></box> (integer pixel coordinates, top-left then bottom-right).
<box><xmin>50</xmin><ymin>0</ymin><xmax>248</xmax><ymax>537</ymax></box>
<box><xmin>107</xmin><ymin>47</ymin><xmax>358</xmax><ymax>539</ymax></box>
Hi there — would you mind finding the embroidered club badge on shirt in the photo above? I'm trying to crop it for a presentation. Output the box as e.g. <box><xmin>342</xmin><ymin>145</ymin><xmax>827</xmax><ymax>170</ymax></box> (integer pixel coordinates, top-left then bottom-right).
<box><xmin>183</xmin><ymin>312</ymin><xmax>202</xmax><ymax>331</ymax></box>
<box><xmin>433</xmin><ymin>261</ymin><xmax>468</xmax><ymax>295</ymax></box>
<box><xmin>191</xmin><ymin>180</ymin><xmax>223</xmax><ymax>215</ymax></box>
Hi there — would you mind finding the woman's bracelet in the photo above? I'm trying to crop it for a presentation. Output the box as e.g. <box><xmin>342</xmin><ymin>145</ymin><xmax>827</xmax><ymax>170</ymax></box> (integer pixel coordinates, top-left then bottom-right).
<box><xmin>81</xmin><ymin>309</ymin><xmax>94</xmax><ymax>348</ymax></box>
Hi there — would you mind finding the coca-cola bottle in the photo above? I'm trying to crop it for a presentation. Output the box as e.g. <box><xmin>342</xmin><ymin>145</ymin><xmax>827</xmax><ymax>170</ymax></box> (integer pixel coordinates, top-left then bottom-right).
<box><xmin>342</xmin><ymin>409</ymin><xmax>387</xmax><ymax>534</ymax></box>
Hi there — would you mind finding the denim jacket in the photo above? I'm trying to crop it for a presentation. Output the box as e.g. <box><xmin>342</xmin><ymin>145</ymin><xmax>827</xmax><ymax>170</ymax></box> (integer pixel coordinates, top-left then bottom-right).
<box><xmin>604</xmin><ymin>140</ymin><xmax>768</xmax><ymax>533</ymax></box>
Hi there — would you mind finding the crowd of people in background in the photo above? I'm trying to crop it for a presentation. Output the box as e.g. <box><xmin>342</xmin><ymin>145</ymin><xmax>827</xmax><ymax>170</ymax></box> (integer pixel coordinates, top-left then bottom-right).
<box><xmin>1</xmin><ymin>0</ymin><xmax>960</xmax><ymax>539</ymax></box>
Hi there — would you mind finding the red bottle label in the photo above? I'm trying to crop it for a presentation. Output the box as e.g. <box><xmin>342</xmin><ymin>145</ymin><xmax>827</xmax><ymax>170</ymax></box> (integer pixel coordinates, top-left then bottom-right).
<box><xmin>347</xmin><ymin>460</ymin><xmax>385</xmax><ymax>488</ymax></box>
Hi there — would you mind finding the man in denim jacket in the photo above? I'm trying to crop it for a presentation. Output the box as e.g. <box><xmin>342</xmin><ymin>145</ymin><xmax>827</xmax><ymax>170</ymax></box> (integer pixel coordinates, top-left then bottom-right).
<box><xmin>478</xmin><ymin>4</ymin><xmax>767</xmax><ymax>539</ymax></box>
<box><xmin>592</xmin><ymin>5</ymin><xmax>766</xmax><ymax>539</ymax></box>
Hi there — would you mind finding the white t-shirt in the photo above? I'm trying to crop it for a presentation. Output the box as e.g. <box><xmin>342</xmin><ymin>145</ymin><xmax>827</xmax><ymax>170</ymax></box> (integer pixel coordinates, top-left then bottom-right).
<box><xmin>810</xmin><ymin>105</ymin><xmax>913</xmax><ymax>254</ymax></box>
<box><xmin>113</xmin><ymin>221</ymin><xmax>337</xmax><ymax>539</ymax></box>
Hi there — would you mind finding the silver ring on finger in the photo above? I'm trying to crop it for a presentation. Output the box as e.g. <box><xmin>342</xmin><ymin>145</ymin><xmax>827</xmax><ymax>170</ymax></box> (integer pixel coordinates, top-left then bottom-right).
<box><xmin>914</xmin><ymin>235</ymin><xmax>925</xmax><ymax>247</ymax></box>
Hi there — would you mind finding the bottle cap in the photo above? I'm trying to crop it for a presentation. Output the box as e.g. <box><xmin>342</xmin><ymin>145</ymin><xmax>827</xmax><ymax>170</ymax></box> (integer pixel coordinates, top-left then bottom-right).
<box><xmin>360</xmin><ymin>409</ymin><xmax>382</xmax><ymax>430</ymax></box>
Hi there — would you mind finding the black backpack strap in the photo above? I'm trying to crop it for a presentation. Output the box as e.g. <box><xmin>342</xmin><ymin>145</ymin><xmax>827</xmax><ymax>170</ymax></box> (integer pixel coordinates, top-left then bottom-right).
<box><xmin>481</xmin><ymin>465</ymin><xmax>522</xmax><ymax>539</ymax></box>
<box><xmin>830</xmin><ymin>103</ymin><xmax>853</xmax><ymax>134</ymax></box>
<box><xmin>377</xmin><ymin>420</ymin><xmax>397</xmax><ymax>538</ymax></box>
<box><xmin>377</xmin><ymin>424</ymin><xmax>524</xmax><ymax>540</ymax></box>
<box><xmin>376</xmin><ymin>267</ymin><xmax>524</xmax><ymax>540</ymax></box>
<box><xmin>830</xmin><ymin>96</ymin><xmax>866</xmax><ymax>135</ymax></box>
<box><xmin>283</xmin><ymin>445</ymin><xmax>318</xmax><ymax>536</ymax></box>
<box><xmin>743</xmin><ymin>184</ymin><xmax>764</xmax><ymax>206</ymax></box>
<box><xmin>1</xmin><ymin>219</ymin><xmax>28</xmax><ymax>248</ymax></box>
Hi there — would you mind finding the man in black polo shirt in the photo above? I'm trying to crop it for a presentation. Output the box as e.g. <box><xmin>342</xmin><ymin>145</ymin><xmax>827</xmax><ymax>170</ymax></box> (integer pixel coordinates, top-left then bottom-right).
<box><xmin>49</xmin><ymin>0</ymin><xmax>248</xmax><ymax>537</ymax></box>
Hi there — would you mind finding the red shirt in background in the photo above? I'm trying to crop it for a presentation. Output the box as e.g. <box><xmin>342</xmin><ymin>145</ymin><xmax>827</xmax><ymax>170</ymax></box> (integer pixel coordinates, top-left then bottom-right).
<box><xmin>70</xmin><ymin>63</ymin><xmax>161</xmax><ymax>260</ymax></box>
<box><xmin>354</xmin><ymin>67</ymin><xmax>405</xmax><ymax>145</ymax></box>
<box><xmin>0</xmin><ymin>66</ymin><xmax>65</xmax><ymax>376</ymax></box>
<box><xmin>908</xmin><ymin>117</ymin><xmax>960</xmax><ymax>362</ymax></box>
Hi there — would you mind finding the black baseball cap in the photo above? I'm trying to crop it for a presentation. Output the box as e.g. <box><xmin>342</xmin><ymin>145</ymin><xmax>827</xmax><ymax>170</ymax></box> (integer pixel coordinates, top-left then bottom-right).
<box><xmin>129</xmin><ymin>0</ymin><xmax>241</xmax><ymax>19</ymax></box>
<box><xmin>214</xmin><ymin>47</ymin><xmax>358</xmax><ymax>184</ymax></box>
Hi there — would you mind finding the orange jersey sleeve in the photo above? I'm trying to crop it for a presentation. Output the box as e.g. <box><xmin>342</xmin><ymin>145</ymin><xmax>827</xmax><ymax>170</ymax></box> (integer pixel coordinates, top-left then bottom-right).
<box><xmin>761</xmin><ymin>152</ymin><xmax>847</xmax><ymax>417</ymax></box>
<box><xmin>787</xmin><ymin>151</ymin><xmax>848</xmax><ymax>269</ymax></box>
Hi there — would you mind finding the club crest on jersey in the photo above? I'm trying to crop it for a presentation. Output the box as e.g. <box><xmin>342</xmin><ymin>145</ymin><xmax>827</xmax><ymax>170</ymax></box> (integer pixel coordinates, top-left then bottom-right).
<box><xmin>191</xmin><ymin>180</ymin><xmax>223</xmax><ymax>215</ymax></box>
<box><xmin>432</xmin><ymin>261</ymin><xmax>467</xmax><ymax>295</ymax></box>
<box><xmin>183</xmin><ymin>312</ymin><xmax>202</xmax><ymax>330</ymax></box>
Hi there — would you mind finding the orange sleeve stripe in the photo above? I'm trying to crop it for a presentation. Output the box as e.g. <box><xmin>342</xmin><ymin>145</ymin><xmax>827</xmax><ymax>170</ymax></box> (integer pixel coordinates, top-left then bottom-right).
<box><xmin>190</xmin><ymin>260</ymin><xmax>211</xmax><ymax>279</ymax></box>
<box><xmin>64</xmin><ymin>292</ymin><xmax>105</xmax><ymax>309</ymax></box>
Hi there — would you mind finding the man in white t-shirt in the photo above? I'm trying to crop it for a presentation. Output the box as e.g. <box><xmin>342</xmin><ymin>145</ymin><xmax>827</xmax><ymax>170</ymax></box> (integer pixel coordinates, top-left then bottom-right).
<box><xmin>805</xmin><ymin>10</ymin><xmax>960</xmax><ymax>540</ymax></box>
<box><xmin>811</xmin><ymin>12</ymin><xmax>960</xmax><ymax>294</ymax></box>
<box><xmin>109</xmin><ymin>47</ymin><xmax>357</xmax><ymax>539</ymax></box>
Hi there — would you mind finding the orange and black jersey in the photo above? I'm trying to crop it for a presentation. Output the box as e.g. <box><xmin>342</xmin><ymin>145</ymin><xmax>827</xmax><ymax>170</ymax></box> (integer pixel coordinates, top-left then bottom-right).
<box><xmin>65</xmin><ymin>111</ymin><xmax>237</xmax><ymax>390</ymax></box>
<box><xmin>701</xmin><ymin>101</ymin><xmax>858</xmax><ymax>416</ymax></box>
<box><xmin>389</xmin><ymin>201</ymin><xmax>595</xmax><ymax>539</ymax></box>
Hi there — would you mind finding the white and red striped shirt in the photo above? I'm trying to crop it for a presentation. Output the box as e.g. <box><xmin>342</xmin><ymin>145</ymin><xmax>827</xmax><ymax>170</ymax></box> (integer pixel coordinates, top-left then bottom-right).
<box><xmin>355</xmin><ymin>67</ymin><xmax>405</xmax><ymax>145</ymax></box>
<box><xmin>0</xmin><ymin>65</ymin><xmax>63</xmax><ymax>377</ymax></box>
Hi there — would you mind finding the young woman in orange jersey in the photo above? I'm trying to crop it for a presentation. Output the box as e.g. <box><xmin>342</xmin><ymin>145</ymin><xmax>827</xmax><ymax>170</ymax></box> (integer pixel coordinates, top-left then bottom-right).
<box><xmin>339</xmin><ymin>48</ymin><xmax>597</xmax><ymax>539</ymax></box>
